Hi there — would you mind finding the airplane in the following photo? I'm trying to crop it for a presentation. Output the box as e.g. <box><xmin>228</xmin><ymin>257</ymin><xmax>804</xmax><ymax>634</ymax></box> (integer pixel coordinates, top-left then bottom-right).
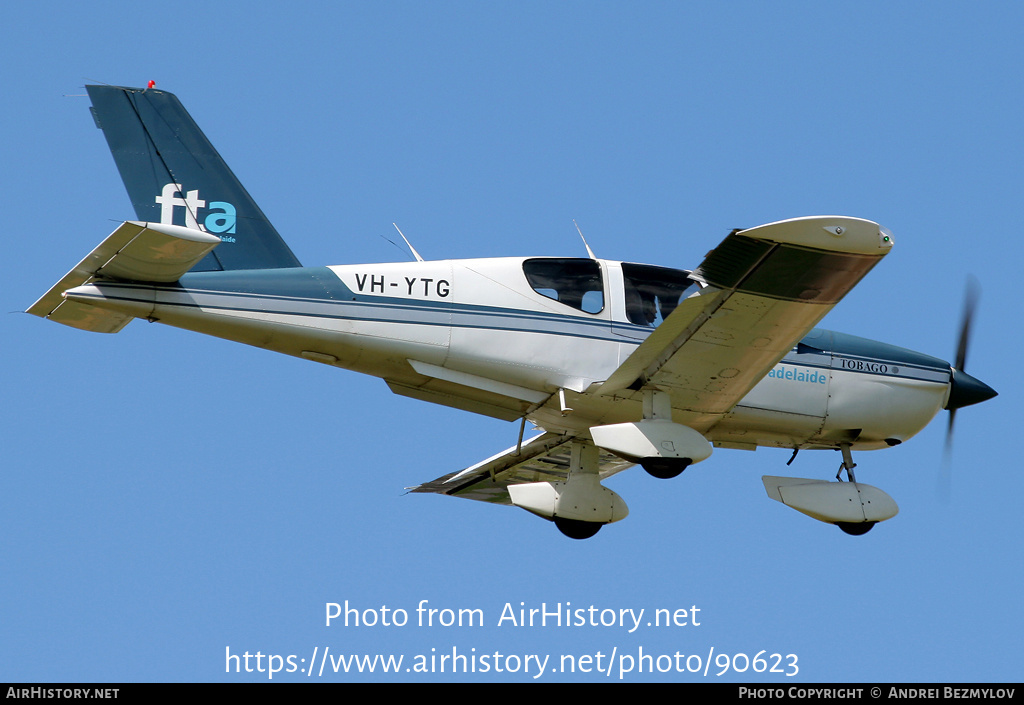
<box><xmin>29</xmin><ymin>84</ymin><xmax>997</xmax><ymax>539</ymax></box>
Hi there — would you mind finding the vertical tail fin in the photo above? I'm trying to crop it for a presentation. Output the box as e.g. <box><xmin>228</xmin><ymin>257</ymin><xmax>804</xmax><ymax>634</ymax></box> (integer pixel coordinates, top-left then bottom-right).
<box><xmin>86</xmin><ymin>84</ymin><xmax>302</xmax><ymax>271</ymax></box>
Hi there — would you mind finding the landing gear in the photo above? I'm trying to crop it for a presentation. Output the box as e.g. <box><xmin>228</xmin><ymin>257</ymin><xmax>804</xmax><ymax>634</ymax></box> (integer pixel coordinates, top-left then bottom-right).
<box><xmin>762</xmin><ymin>443</ymin><xmax>899</xmax><ymax>535</ymax></box>
<box><xmin>837</xmin><ymin>521</ymin><xmax>875</xmax><ymax>536</ymax></box>
<box><xmin>832</xmin><ymin>444</ymin><xmax>873</xmax><ymax>535</ymax></box>
<box><xmin>836</xmin><ymin>442</ymin><xmax>858</xmax><ymax>483</ymax></box>
<box><xmin>507</xmin><ymin>441</ymin><xmax>627</xmax><ymax>540</ymax></box>
<box><xmin>555</xmin><ymin>517</ymin><xmax>603</xmax><ymax>540</ymax></box>
<box><xmin>834</xmin><ymin>443</ymin><xmax>873</xmax><ymax>535</ymax></box>
<box><xmin>590</xmin><ymin>389</ymin><xmax>711</xmax><ymax>481</ymax></box>
<box><xmin>640</xmin><ymin>457</ymin><xmax>692</xmax><ymax>479</ymax></box>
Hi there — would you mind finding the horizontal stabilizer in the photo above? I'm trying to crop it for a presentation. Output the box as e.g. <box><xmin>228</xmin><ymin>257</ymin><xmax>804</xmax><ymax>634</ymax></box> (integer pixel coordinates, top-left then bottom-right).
<box><xmin>28</xmin><ymin>221</ymin><xmax>221</xmax><ymax>332</ymax></box>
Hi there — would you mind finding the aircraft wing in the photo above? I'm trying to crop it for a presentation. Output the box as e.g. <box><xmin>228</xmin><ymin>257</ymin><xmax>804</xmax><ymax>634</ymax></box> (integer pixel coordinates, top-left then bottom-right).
<box><xmin>413</xmin><ymin>216</ymin><xmax>892</xmax><ymax>508</ymax></box>
<box><xmin>598</xmin><ymin>216</ymin><xmax>893</xmax><ymax>430</ymax></box>
<box><xmin>409</xmin><ymin>432</ymin><xmax>634</xmax><ymax>504</ymax></box>
<box><xmin>28</xmin><ymin>221</ymin><xmax>221</xmax><ymax>333</ymax></box>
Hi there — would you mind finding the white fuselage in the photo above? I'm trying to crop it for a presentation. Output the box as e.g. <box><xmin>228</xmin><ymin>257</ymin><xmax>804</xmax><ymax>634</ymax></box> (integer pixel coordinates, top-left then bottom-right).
<box><xmin>67</xmin><ymin>255</ymin><xmax>950</xmax><ymax>456</ymax></box>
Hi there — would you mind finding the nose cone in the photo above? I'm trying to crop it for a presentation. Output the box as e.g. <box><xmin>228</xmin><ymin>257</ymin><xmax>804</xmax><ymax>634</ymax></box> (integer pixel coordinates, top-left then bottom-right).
<box><xmin>945</xmin><ymin>369</ymin><xmax>998</xmax><ymax>410</ymax></box>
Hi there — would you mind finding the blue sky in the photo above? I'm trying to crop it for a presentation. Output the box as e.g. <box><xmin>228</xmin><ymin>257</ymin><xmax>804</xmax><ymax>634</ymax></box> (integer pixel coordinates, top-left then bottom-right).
<box><xmin>2</xmin><ymin>1</ymin><xmax>1019</xmax><ymax>683</ymax></box>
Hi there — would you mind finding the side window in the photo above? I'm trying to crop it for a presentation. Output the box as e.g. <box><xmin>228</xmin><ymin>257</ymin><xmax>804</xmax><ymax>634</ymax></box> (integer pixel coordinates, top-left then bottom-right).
<box><xmin>523</xmin><ymin>259</ymin><xmax>604</xmax><ymax>314</ymax></box>
<box><xmin>621</xmin><ymin>263</ymin><xmax>698</xmax><ymax>327</ymax></box>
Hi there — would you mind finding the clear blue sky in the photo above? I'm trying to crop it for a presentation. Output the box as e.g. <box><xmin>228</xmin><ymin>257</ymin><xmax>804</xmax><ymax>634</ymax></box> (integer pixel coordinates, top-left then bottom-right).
<box><xmin>2</xmin><ymin>1</ymin><xmax>1019</xmax><ymax>683</ymax></box>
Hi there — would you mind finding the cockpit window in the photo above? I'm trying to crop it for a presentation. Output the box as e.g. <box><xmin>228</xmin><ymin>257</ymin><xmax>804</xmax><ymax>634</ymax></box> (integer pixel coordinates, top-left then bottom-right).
<box><xmin>621</xmin><ymin>263</ymin><xmax>698</xmax><ymax>327</ymax></box>
<box><xmin>523</xmin><ymin>258</ymin><xmax>604</xmax><ymax>314</ymax></box>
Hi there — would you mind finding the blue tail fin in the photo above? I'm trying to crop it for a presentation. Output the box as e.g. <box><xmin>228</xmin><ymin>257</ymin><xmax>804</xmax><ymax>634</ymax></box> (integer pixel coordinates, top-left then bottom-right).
<box><xmin>86</xmin><ymin>84</ymin><xmax>302</xmax><ymax>272</ymax></box>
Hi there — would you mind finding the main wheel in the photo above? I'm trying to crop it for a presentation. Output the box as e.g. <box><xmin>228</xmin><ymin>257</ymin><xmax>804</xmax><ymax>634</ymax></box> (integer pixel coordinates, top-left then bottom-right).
<box><xmin>554</xmin><ymin>517</ymin><xmax>603</xmax><ymax>539</ymax></box>
<box><xmin>837</xmin><ymin>521</ymin><xmax>875</xmax><ymax>536</ymax></box>
<box><xmin>640</xmin><ymin>458</ymin><xmax>691</xmax><ymax>479</ymax></box>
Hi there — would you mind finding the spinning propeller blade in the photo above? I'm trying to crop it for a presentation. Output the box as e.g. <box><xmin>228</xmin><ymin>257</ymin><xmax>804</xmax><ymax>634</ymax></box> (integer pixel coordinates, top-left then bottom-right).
<box><xmin>940</xmin><ymin>277</ymin><xmax>996</xmax><ymax>498</ymax></box>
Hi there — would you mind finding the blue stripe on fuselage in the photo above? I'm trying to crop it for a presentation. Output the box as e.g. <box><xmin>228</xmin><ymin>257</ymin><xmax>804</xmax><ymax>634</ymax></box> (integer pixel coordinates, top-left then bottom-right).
<box><xmin>173</xmin><ymin>267</ymin><xmax>619</xmax><ymax>342</ymax></box>
<box><xmin>779</xmin><ymin>329</ymin><xmax>950</xmax><ymax>383</ymax></box>
<box><xmin>117</xmin><ymin>268</ymin><xmax>953</xmax><ymax>383</ymax></box>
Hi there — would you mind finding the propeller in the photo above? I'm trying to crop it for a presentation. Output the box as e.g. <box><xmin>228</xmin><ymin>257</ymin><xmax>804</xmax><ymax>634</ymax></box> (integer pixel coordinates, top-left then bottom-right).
<box><xmin>940</xmin><ymin>277</ymin><xmax>996</xmax><ymax>498</ymax></box>
<box><xmin>946</xmin><ymin>278</ymin><xmax>978</xmax><ymax>448</ymax></box>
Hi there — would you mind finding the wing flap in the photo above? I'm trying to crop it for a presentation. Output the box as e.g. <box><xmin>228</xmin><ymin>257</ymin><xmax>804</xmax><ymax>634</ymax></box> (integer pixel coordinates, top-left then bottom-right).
<box><xmin>28</xmin><ymin>221</ymin><xmax>221</xmax><ymax>332</ymax></box>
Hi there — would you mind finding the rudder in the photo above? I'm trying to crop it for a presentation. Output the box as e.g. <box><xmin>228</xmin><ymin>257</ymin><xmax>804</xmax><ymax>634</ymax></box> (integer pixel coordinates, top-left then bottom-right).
<box><xmin>86</xmin><ymin>84</ymin><xmax>302</xmax><ymax>272</ymax></box>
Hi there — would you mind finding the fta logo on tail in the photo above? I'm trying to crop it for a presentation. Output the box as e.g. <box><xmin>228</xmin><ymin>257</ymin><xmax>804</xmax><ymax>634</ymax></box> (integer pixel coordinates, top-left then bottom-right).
<box><xmin>155</xmin><ymin>183</ymin><xmax>237</xmax><ymax>241</ymax></box>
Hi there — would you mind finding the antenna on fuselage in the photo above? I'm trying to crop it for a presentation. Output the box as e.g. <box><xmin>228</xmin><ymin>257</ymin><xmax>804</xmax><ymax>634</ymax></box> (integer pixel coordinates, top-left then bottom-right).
<box><xmin>392</xmin><ymin>223</ymin><xmax>425</xmax><ymax>262</ymax></box>
<box><xmin>574</xmin><ymin>219</ymin><xmax>597</xmax><ymax>259</ymax></box>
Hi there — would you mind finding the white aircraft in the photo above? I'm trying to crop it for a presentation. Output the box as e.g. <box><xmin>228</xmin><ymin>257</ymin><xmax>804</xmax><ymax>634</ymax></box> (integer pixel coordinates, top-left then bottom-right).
<box><xmin>30</xmin><ymin>85</ymin><xmax>996</xmax><ymax>539</ymax></box>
